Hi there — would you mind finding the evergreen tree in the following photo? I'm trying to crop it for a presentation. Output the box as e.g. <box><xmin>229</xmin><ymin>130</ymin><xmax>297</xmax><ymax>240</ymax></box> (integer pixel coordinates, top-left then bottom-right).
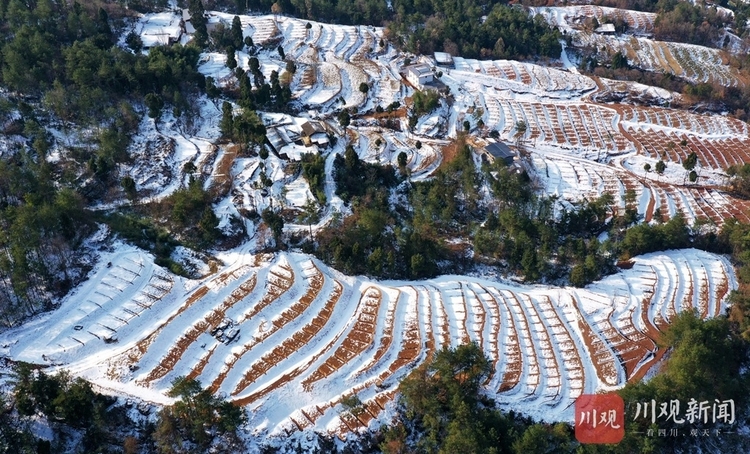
<box><xmin>154</xmin><ymin>377</ymin><xmax>245</xmax><ymax>453</ymax></box>
<box><xmin>384</xmin><ymin>343</ymin><xmax>522</xmax><ymax>453</ymax></box>
<box><xmin>226</xmin><ymin>47</ymin><xmax>237</xmax><ymax>69</ymax></box>
<box><xmin>121</xmin><ymin>176</ymin><xmax>137</xmax><ymax>201</ymax></box>
<box><xmin>125</xmin><ymin>31</ymin><xmax>143</xmax><ymax>53</ymax></box>
<box><xmin>611</xmin><ymin>51</ymin><xmax>628</xmax><ymax>69</ymax></box>
<box><xmin>231</xmin><ymin>15</ymin><xmax>244</xmax><ymax>49</ymax></box>
<box><xmin>188</xmin><ymin>0</ymin><xmax>208</xmax><ymax>48</ymax></box>
<box><xmin>397</xmin><ymin>151</ymin><xmax>407</xmax><ymax>168</ymax></box>
<box><xmin>338</xmin><ymin>108</ymin><xmax>351</xmax><ymax>127</ymax></box>
<box><xmin>198</xmin><ymin>207</ymin><xmax>220</xmax><ymax>244</ymax></box>
<box><xmin>220</xmin><ymin>102</ymin><xmax>234</xmax><ymax>139</ymax></box>
<box><xmin>261</xmin><ymin>208</ymin><xmax>284</xmax><ymax>242</ymax></box>
<box><xmin>655</xmin><ymin>159</ymin><xmax>666</xmax><ymax>174</ymax></box>
<box><xmin>145</xmin><ymin>93</ymin><xmax>164</xmax><ymax>119</ymax></box>
<box><xmin>683</xmin><ymin>151</ymin><xmax>698</xmax><ymax>170</ymax></box>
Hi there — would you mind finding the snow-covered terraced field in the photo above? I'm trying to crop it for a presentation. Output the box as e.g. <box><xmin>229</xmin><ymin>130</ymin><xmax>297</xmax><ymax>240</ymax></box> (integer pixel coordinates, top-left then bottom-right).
<box><xmin>532</xmin><ymin>5</ymin><xmax>741</xmax><ymax>86</ymax></box>
<box><xmin>535</xmin><ymin>154</ymin><xmax>750</xmax><ymax>226</ymax></box>
<box><xmin>535</xmin><ymin>6</ymin><xmax>656</xmax><ymax>35</ymax></box>
<box><xmin>188</xmin><ymin>12</ymin><xmax>749</xmax><ymax>189</ymax></box>
<box><xmin>1</xmin><ymin>247</ymin><xmax>735</xmax><ymax>436</ymax></box>
<box><xmin>583</xmin><ymin>34</ymin><xmax>739</xmax><ymax>87</ymax></box>
<box><xmin>441</xmin><ymin>57</ymin><xmax>750</xmax><ymax>167</ymax></box>
<box><xmin>355</xmin><ymin>128</ymin><xmax>443</xmax><ymax>178</ymax></box>
<box><xmin>616</xmin><ymin>104</ymin><xmax>750</xmax><ymax>169</ymax></box>
<box><xmin>451</xmin><ymin>58</ymin><xmax>596</xmax><ymax>98</ymax></box>
<box><xmin>302</xmin><ymin>62</ymin><xmax>342</xmax><ymax>105</ymax></box>
<box><xmin>467</xmin><ymin>82</ymin><xmax>750</xmax><ymax>168</ymax></box>
<box><xmin>150</xmin><ymin>13</ymin><xmax>389</xmax><ymax>112</ymax></box>
<box><xmin>109</xmin><ymin>14</ymin><xmax>750</xmax><ymax>438</ymax></box>
<box><xmin>483</xmin><ymin>98</ymin><xmax>631</xmax><ymax>157</ymax></box>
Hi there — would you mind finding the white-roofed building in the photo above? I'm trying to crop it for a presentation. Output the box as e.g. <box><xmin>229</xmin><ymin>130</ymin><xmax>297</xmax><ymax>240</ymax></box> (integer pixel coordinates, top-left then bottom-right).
<box><xmin>594</xmin><ymin>23</ymin><xmax>616</xmax><ymax>35</ymax></box>
<box><xmin>434</xmin><ymin>51</ymin><xmax>454</xmax><ymax>67</ymax></box>
<box><xmin>405</xmin><ymin>64</ymin><xmax>433</xmax><ymax>88</ymax></box>
<box><xmin>138</xmin><ymin>12</ymin><xmax>183</xmax><ymax>50</ymax></box>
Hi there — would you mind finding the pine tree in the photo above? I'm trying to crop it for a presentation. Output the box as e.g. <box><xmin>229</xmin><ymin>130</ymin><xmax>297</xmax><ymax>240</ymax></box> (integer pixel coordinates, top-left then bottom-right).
<box><xmin>682</xmin><ymin>151</ymin><xmax>698</xmax><ymax>171</ymax></box>
<box><xmin>397</xmin><ymin>151</ymin><xmax>407</xmax><ymax>168</ymax></box>
<box><xmin>220</xmin><ymin>102</ymin><xmax>234</xmax><ymax>139</ymax></box>
<box><xmin>144</xmin><ymin>93</ymin><xmax>163</xmax><ymax>119</ymax></box>
<box><xmin>655</xmin><ymin>159</ymin><xmax>666</xmax><ymax>175</ymax></box>
<box><xmin>198</xmin><ymin>207</ymin><xmax>220</xmax><ymax>243</ymax></box>
<box><xmin>231</xmin><ymin>16</ymin><xmax>243</xmax><ymax>49</ymax></box>
<box><xmin>338</xmin><ymin>109</ymin><xmax>351</xmax><ymax>127</ymax></box>
<box><xmin>188</xmin><ymin>0</ymin><xmax>208</xmax><ymax>48</ymax></box>
<box><xmin>226</xmin><ymin>47</ymin><xmax>237</xmax><ymax>69</ymax></box>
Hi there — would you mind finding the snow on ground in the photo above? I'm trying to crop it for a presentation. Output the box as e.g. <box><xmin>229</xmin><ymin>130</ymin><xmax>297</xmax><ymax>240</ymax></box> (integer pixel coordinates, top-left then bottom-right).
<box><xmin>533</xmin><ymin>150</ymin><xmax>749</xmax><ymax>227</ymax></box>
<box><xmin>3</xmin><ymin>9</ymin><xmax>748</xmax><ymax>446</ymax></box>
<box><xmin>127</xmin><ymin>97</ymin><xmax>219</xmax><ymax>201</ymax></box>
<box><xmin>534</xmin><ymin>6</ymin><xmax>741</xmax><ymax>87</ymax></box>
<box><xmin>284</xmin><ymin>174</ymin><xmax>315</xmax><ymax>208</ymax></box>
<box><xmin>0</xmin><ymin>245</ymin><xmax>736</xmax><ymax>438</ymax></box>
<box><xmin>596</xmin><ymin>77</ymin><xmax>676</xmax><ymax>104</ymax></box>
<box><xmin>532</xmin><ymin>6</ymin><xmax>657</xmax><ymax>36</ymax></box>
<box><xmin>122</xmin><ymin>12</ymin><xmax>750</xmax><ymax>232</ymax></box>
<box><xmin>198</xmin><ymin>52</ymin><xmax>233</xmax><ymax>86</ymax></box>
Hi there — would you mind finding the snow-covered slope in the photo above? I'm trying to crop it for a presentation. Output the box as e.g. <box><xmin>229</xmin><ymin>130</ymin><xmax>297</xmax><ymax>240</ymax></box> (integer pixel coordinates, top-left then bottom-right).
<box><xmin>533</xmin><ymin>6</ymin><xmax>742</xmax><ymax>86</ymax></box>
<box><xmin>534</xmin><ymin>151</ymin><xmax>750</xmax><ymax>226</ymax></box>
<box><xmin>122</xmin><ymin>11</ymin><xmax>750</xmax><ymax>236</ymax></box>
<box><xmin>0</xmin><ymin>246</ymin><xmax>735</xmax><ymax>437</ymax></box>
<box><xmin>3</xmin><ymin>9</ymin><xmax>741</xmax><ymax>445</ymax></box>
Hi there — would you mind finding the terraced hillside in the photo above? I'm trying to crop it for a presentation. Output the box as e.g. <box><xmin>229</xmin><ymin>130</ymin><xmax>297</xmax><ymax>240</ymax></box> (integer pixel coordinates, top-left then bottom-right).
<box><xmin>534</xmin><ymin>6</ymin><xmax>743</xmax><ymax>87</ymax></box>
<box><xmin>127</xmin><ymin>12</ymin><xmax>750</xmax><ymax>234</ymax></box>
<box><xmin>616</xmin><ymin>104</ymin><xmax>750</xmax><ymax>168</ymax></box>
<box><xmin>538</xmin><ymin>5</ymin><xmax>657</xmax><ymax>35</ymax></box>
<box><xmin>451</xmin><ymin>57</ymin><xmax>750</xmax><ymax>174</ymax></box>
<box><xmin>2</xmin><ymin>246</ymin><xmax>735</xmax><ymax>437</ymax></box>
<box><xmin>2</xmin><ymin>8</ymin><xmax>749</xmax><ymax>448</ymax></box>
<box><xmin>535</xmin><ymin>152</ymin><xmax>750</xmax><ymax>226</ymax></box>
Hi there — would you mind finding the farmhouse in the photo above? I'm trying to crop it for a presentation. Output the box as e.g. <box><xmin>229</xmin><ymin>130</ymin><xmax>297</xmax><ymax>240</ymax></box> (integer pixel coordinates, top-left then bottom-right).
<box><xmin>266</xmin><ymin>127</ymin><xmax>290</xmax><ymax>153</ymax></box>
<box><xmin>484</xmin><ymin>142</ymin><xmax>515</xmax><ymax>166</ymax></box>
<box><xmin>139</xmin><ymin>12</ymin><xmax>183</xmax><ymax>49</ymax></box>
<box><xmin>405</xmin><ymin>64</ymin><xmax>433</xmax><ymax>88</ymax></box>
<box><xmin>300</xmin><ymin>120</ymin><xmax>329</xmax><ymax>147</ymax></box>
<box><xmin>434</xmin><ymin>51</ymin><xmax>454</xmax><ymax>68</ymax></box>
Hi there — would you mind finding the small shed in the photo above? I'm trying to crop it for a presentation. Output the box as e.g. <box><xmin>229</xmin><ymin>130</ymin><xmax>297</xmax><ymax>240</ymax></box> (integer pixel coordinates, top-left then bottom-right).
<box><xmin>485</xmin><ymin>142</ymin><xmax>515</xmax><ymax>166</ymax></box>
<box><xmin>594</xmin><ymin>23</ymin><xmax>616</xmax><ymax>35</ymax></box>
<box><xmin>434</xmin><ymin>51</ymin><xmax>454</xmax><ymax>67</ymax></box>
